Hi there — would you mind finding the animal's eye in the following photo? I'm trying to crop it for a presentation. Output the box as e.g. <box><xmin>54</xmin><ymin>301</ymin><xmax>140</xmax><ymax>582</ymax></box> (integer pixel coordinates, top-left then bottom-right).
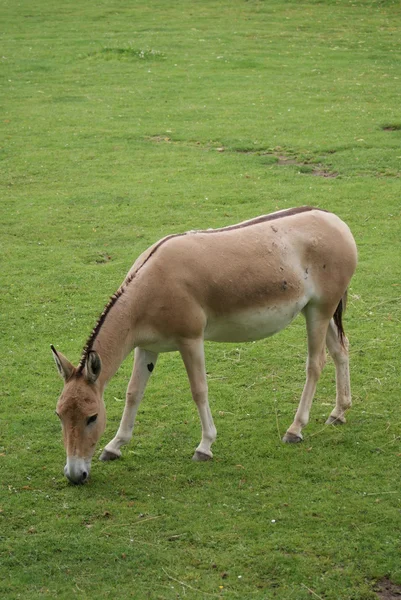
<box><xmin>55</xmin><ymin>411</ymin><xmax>60</xmax><ymax>419</ymax></box>
<box><xmin>87</xmin><ymin>414</ymin><xmax>98</xmax><ymax>426</ymax></box>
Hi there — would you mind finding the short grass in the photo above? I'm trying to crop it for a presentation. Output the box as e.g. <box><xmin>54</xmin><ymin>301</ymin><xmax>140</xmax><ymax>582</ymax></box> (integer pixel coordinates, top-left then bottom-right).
<box><xmin>1</xmin><ymin>1</ymin><xmax>401</xmax><ymax>598</ymax></box>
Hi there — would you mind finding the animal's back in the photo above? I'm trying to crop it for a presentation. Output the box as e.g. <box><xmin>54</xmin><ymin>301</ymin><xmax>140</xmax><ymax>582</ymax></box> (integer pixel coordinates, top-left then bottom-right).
<box><xmin>134</xmin><ymin>208</ymin><xmax>356</xmax><ymax>305</ymax></box>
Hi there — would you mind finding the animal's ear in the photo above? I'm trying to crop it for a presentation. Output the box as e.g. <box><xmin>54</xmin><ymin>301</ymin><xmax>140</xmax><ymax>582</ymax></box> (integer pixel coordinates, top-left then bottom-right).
<box><xmin>51</xmin><ymin>345</ymin><xmax>75</xmax><ymax>381</ymax></box>
<box><xmin>85</xmin><ymin>351</ymin><xmax>102</xmax><ymax>384</ymax></box>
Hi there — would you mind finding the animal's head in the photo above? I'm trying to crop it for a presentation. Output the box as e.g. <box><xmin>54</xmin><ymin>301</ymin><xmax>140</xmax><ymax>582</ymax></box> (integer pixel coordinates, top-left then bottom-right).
<box><xmin>51</xmin><ymin>346</ymin><xmax>106</xmax><ymax>484</ymax></box>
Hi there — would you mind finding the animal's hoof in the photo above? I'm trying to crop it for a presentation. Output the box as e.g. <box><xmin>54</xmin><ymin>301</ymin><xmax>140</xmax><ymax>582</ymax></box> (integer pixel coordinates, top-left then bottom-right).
<box><xmin>326</xmin><ymin>415</ymin><xmax>346</xmax><ymax>425</ymax></box>
<box><xmin>282</xmin><ymin>432</ymin><xmax>303</xmax><ymax>444</ymax></box>
<box><xmin>99</xmin><ymin>449</ymin><xmax>121</xmax><ymax>461</ymax></box>
<box><xmin>192</xmin><ymin>450</ymin><xmax>212</xmax><ymax>461</ymax></box>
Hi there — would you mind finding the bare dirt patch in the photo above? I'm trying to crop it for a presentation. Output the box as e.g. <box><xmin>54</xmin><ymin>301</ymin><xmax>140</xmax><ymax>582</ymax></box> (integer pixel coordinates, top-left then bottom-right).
<box><xmin>311</xmin><ymin>169</ymin><xmax>339</xmax><ymax>178</ymax></box>
<box><xmin>259</xmin><ymin>153</ymin><xmax>339</xmax><ymax>177</ymax></box>
<box><xmin>146</xmin><ymin>141</ymin><xmax>340</xmax><ymax>176</ymax></box>
<box><xmin>375</xmin><ymin>578</ymin><xmax>401</xmax><ymax>599</ymax></box>
<box><xmin>148</xmin><ymin>135</ymin><xmax>171</xmax><ymax>143</ymax></box>
<box><xmin>277</xmin><ymin>156</ymin><xmax>299</xmax><ymax>165</ymax></box>
<box><xmin>381</xmin><ymin>124</ymin><xmax>401</xmax><ymax>131</ymax></box>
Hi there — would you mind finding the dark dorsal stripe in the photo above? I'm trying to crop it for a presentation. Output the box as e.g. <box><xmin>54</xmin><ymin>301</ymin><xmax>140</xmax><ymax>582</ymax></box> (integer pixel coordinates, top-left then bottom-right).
<box><xmin>77</xmin><ymin>206</ymin><xmax>324</xmax><ymax>370</ymax></box>
<box><xmin>205</xmin><ymin>205</ymin><xmax>324</xmax><ymax>232</ymax></box>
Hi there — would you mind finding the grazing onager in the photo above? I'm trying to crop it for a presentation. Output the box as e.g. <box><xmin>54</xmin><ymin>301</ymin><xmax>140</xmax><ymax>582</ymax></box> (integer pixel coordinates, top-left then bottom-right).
<box><xmin>52</xmin><ymin>206</ymin><xmax>357</xmax><ymax>484</ymax></box>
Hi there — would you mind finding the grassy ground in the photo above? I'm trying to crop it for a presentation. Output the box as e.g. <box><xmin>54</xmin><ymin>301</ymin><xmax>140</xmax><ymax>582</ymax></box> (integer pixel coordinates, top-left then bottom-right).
<box><xmin>1</xmin><ymin>0</ymin><xmax>401</xmax><ymax>598</ymax></box>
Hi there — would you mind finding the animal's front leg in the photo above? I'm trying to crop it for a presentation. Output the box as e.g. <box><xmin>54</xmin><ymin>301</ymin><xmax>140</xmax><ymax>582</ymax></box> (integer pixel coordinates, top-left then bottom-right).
<box><xmin>100</xmin><ymin>348</ymin><xmax>158</xmax><ymax>461</ymax></box>
<box><xmin>179</xmin><ymin>338</ymin><xmax>217</xmax><ymax>461</ymax></box>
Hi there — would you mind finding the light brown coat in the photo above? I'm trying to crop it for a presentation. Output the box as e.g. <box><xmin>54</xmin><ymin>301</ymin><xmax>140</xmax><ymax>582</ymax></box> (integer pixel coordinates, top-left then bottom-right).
<box><xmin>52</xmin><ymin>207</ymin><xmax>357</xmax><ymax>483</ymax></box>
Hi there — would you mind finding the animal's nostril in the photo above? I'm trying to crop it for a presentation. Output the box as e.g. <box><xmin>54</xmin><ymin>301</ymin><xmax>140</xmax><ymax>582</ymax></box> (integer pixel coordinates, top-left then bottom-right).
<box><xmin>82</xmin><ymin>471</ymin><xmax>88</xmax><ymax>481</ymax></box>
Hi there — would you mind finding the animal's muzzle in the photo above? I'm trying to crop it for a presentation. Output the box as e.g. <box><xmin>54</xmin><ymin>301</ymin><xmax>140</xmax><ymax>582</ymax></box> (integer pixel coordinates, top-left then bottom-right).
<box><xmin>64</xmin><ymin>457</ymin><xmax>91</xmax><ymax>485</ymax></box>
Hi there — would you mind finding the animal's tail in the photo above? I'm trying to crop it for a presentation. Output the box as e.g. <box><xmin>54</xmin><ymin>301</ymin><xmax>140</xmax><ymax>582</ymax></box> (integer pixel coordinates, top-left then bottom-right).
<box><xmin>333</xmin><ymin>289</ymin><xmax>348</xmax><ymax>346</ymax></box>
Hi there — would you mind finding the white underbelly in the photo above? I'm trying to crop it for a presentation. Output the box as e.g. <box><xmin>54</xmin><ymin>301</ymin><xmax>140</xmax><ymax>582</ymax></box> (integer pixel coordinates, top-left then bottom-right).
<box><xmin>204</xmin><ymin>299</ymin><xmax>308</xmax><ymax>343</ymax></box>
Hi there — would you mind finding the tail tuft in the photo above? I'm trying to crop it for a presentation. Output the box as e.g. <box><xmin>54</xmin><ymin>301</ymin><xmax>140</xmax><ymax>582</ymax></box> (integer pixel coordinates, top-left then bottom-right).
<box><xmin>333</xmin><ymin>290</ymin><xmax>348</xmax><ymax>346</ymax></box>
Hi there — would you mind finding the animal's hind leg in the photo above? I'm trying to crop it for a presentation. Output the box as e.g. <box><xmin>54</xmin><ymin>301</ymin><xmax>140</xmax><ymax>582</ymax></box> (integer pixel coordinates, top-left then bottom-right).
<box><xmin>325</xmin><ymin>318</ymin><xmax>351</xmax><ymax>425</ymax></box>
<box><xmin>100</xmin><ymin>348</ymin><xmax>158</xmax><ymax>461</ymax></box>
<box><xmin>283</xmin><ymin>305</ymin><xmax>330</xmax><ymax>443</ymax></box>
<box><xmin>179</xmin><ymin>338</ymin><xmax>217</xmax><ymax>461</ymax></box>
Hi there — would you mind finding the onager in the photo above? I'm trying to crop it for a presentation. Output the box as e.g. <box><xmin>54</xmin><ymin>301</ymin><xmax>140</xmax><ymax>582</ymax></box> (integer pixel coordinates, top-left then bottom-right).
<box><xmin>52</xmin><ymin>206</ymin><xmax>357</xmax><ymax>484</ymax></box>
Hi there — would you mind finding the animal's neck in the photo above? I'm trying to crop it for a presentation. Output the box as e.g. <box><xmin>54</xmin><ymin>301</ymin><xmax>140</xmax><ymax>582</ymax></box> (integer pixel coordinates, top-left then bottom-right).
<box><xmin>91</xmin><ymin>295</ymin><xmax>136</xmax><ymax>386</ymax></box>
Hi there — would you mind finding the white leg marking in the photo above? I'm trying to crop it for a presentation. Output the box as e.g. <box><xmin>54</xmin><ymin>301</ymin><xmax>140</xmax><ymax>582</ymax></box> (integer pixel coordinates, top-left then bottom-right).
<box><xmin>101</xmin><ymin>348</ymin><xmax>158</xmax><ymax>460</ymax></box>
<box><xmin>179</xmin><ymin>339</ymin><xmax>217</xmax><ymax>460</ymax></box>
<box><xmin>325</xmin><ymin>319</ymin><xmax>351</xmax><ymax>424</ymax></box>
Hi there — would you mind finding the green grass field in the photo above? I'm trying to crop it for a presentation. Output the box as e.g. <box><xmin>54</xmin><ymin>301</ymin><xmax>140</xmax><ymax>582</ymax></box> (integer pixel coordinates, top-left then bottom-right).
<box><xmin>1</xmin><ymin>1</ymin><xmax>401</xmax><ymax>598</ymax></box>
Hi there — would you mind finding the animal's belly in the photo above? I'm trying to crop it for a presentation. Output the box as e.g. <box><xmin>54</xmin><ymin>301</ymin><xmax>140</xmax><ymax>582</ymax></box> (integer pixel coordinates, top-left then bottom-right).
<box><xmin>204</xmin><ymin>300</ymin><xmax>307</xmax><ymax>343</ymax></box>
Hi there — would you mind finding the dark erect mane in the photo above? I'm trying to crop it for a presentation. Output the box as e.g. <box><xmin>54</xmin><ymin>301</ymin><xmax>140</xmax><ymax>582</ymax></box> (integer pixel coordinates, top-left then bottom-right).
<box><xmin>77</xmin><ymin>287</ymin><xmax>125</xmax><ymax>372</ymax></box>
<box><xmin>77</xmin><ymin>205</ymin><xmax>323</xmax><ymax>370</ymax></box>
<box><xmin>77</xmin><ymin>233</ymin><xmax>179</xmax><ymax>372</ymax></box>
